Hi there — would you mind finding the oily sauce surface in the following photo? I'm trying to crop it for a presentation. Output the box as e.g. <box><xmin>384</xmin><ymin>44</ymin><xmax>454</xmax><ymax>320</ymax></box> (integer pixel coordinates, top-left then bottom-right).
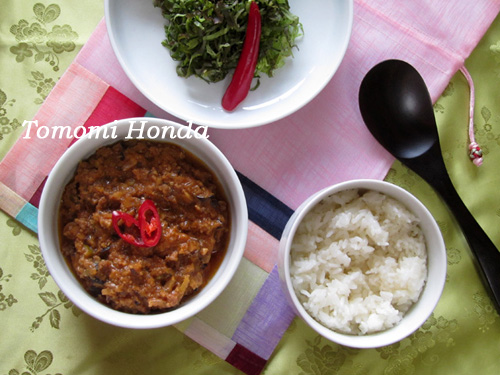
<box><xmin>59</xmin><ymin>140</ymin><xmax>230</xmax><ymax>314</ymax></box>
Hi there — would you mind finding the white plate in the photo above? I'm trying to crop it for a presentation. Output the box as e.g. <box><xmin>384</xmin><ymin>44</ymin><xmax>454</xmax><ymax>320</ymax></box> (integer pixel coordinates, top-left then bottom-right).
<box><xmin>105</xmin><ymin>0</ymin><xmax>353</xmax><ymax>128</ymax></box>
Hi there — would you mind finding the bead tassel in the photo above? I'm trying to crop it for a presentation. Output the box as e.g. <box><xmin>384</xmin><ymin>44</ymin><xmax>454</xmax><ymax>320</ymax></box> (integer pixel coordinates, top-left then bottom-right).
<box><xmin>460</xmin><ymin>66</ymin><xmax>483</xmax><ymax>166</ymax></box>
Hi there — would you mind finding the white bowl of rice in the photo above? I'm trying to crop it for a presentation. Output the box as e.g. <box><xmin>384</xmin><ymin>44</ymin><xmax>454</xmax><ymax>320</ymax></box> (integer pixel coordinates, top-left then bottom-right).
<box><xmin>278</xmin><ymin>179</ymin><xmax>446</xmax><ymax>348</ymax></box>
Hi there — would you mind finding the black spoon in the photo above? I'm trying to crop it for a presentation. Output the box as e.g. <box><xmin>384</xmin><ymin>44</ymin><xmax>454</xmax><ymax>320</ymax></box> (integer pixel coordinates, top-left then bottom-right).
<box><xmin>358</xmin><ymin>59</ymin><xmax>500</xmax><ymax>313</ymax></box>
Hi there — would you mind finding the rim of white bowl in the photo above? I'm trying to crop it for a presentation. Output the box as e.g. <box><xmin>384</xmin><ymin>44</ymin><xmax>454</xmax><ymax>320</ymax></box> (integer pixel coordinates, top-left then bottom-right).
<box><xmin>38</xmin><ymin>117</ymin><xmax>248</xmax><ymax>329</ymax></box>
<box><xmin>103</xmin><ymin>0</ymin><xmax>354</xmax><ymax>129</ymax></box>
<box><xmin>280</xmin><ymin>179</ymin><xmax>447</xmax><ymax>348</ymax></box>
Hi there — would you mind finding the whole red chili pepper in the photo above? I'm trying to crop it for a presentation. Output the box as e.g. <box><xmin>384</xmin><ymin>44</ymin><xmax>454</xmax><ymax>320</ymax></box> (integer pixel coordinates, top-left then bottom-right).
<box><xmin>221</xmin><ymin>1</ymin><xmax>261</xmax><ymax>111</ymax></box>
<box><xmin>112</xmin><ymin>200</ymin><xmax>162</xmax><ymax>248</ymax></box>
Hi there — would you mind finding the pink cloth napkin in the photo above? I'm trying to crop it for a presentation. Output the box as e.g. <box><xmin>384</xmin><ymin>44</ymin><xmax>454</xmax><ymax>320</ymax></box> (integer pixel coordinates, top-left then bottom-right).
<box><xmin>208</xmin><ymin>0</ymin><xmax>500</xmax><ymax>209</ymax></box>
<box><xmin>0</xmin><ymin>1</ymin><xmax>498</xmax><ymax>374</ymax></box>
<box><xmin>71</xmin><ymin>0</ymin><xmax>499</xmax><ymax>211</ymax></box>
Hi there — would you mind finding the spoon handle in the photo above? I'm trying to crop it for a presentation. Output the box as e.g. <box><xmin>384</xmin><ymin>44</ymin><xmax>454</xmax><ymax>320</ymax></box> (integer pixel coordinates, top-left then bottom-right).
<box><xmin>403</xmin><ymin>144</ymin><xmax>500</xmax><ymax>313</ymax></box>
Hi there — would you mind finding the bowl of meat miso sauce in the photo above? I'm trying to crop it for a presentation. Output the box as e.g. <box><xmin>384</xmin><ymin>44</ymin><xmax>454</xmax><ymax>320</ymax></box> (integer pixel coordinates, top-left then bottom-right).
<box><xmin>38</xmin><ymin>117</ymin><xmax>248</xmax><ymax>329</ymax></box>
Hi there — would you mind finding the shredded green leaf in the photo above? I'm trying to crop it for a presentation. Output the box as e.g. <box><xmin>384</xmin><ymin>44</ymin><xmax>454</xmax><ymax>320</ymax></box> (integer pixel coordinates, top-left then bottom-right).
<box><xmin>153</xmin><ymin>0</ymin><xmax>303</xmax><ymax>83</ymax></box>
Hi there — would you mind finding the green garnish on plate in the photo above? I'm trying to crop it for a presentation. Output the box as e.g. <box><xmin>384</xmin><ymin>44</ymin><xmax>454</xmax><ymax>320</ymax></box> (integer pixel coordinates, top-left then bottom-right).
<box><xmin>153</xmin><ymin>0</ymin><xmax>303</xmax><ymax>83</ymax></box>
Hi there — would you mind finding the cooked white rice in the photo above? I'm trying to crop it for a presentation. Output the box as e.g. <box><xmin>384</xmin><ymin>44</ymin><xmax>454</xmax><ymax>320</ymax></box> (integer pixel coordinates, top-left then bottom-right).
<box><xmin>290</xmin><ymin>189</ymin><xmax>427</xmax><ymax>335</ymax></box>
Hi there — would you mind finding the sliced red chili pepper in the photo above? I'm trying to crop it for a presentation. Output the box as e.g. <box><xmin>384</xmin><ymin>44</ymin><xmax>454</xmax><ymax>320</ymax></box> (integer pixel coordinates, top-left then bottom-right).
<box><xmin>138</xmin><ymin>199</ymin><xmax>162</xmax><ymax>247</ymax></box>
<box><xmin>221</xmin><ymin>1</ymin><xmax>261</xmax><ymax>112</ymax></box>
<box><xmin>112</xmin><ymin>210</ymin><xmax>144</xmax><ymax>247</ymax></box>
<box><xmin>111</xmin><ymin>200</ymin><xmax>162</xmax><ymax>248</ymax></box>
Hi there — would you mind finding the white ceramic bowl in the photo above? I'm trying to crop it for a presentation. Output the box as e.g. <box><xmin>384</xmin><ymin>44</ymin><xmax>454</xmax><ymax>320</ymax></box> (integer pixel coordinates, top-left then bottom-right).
<box><xmin>278</xmin><ymin>179</ymin><xmax>446</xmax><ymax>348</ymax></box>
<box><xmin>104</xmin><ymin>0</ymin><xmax>353</xmax><ymax>128</ymax></box>
<box><xmin>38</xmin><ymin>118</ymin><xmax>248</xmax><ymax>329</ymax></box>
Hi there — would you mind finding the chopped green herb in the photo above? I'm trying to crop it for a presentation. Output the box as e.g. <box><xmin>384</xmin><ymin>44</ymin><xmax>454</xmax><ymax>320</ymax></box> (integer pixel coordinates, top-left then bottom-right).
<box><xmin>153</xmin><ymin>0</ymin><xmax>303</xmax><ymax>83</ymax></box>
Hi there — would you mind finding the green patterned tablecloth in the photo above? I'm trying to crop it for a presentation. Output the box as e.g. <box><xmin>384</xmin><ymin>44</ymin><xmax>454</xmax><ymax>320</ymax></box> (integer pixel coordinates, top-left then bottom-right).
<box><xmin>1</xmin><ymin>2</ymin><xmax>499</xmax><ymax>374</ymax></box>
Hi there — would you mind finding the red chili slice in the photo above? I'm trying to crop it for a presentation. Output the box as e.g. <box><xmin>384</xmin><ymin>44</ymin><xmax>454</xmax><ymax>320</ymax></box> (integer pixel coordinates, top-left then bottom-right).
<box><xmin>221</xmin><ymin>1</ymin><xmax>261</xmax><ymax>111</ymax></box>
<box><xmin>112</xmin><ymin>211</ymin><xmax>143</xmax><ymax>247</ymax></box>
<box><xmin>138</xmin><ymin>199</ymin><xmax>162</xmax><ymax>247</ymax></box>
<box><xmin>112</xmin><ymin>200</ymin><xmax>162</xmax><ymax>248</ymax></box>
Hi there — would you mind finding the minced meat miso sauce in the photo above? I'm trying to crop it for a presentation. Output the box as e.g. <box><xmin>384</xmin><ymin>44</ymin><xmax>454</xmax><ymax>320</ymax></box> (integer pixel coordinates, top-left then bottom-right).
<box><xmin>59</xmin><ymin>140</ymin><xmax>230</xmax><ymax>314</ymax></box>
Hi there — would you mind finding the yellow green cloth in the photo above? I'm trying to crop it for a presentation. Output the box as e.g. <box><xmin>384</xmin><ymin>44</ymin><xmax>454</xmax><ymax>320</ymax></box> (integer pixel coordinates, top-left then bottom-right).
<box><xmin>0</xmin><ymin>2</ymin><xmax>499</xmax><ymax>375</ymax></box>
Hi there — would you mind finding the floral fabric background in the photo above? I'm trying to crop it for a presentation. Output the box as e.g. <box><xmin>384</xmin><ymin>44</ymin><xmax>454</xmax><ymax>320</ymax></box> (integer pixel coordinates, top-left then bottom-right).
<box><xmin>0</xmin><ymin>2</ymin><xmax>101</xmax><ymax>156</ymax></box>
<box><xmin>1</xmin><ymin>2</ymin><xmax>499</xmax><ymax>375</ymax></box>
